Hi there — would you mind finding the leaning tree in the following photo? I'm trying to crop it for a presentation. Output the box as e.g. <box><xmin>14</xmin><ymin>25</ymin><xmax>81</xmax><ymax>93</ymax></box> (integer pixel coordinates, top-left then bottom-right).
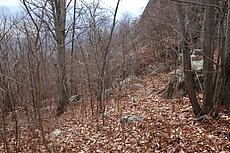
<box><xmin>173</xmin><ymin>0</ymin><xmax>230</xmax><ymax>117</ymax></box>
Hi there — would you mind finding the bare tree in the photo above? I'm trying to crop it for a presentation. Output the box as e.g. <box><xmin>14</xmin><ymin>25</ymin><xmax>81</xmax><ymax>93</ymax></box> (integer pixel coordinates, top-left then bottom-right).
<box><xmin>49</xmin><ymin>0</ymin><xmax>68</xmax><ymax>115</ymax></box>
<box><xmin>0</xmin><ymin>11</ymin><xmax>21</xmax><ymax>152</ymax></box>
<box><xmin>76</xmin><ymin>0</ymin><xmax>121</xmax><ymax>119</ymax></box>
<box><xmin>97</xmin><ymin>0</ymin><xmax>120</xmax><ymax>119</ymax></box>
<box><xmin>201</xmin><ymin>0</ymin><xmax>217</xmax><ymax>115</ymax></box>
<box><xmin>216</xmin><ymin>0</ymin><xmax>230</xmax><ymax>115</ymax></box>
<box><xmin>173</xmin><ymin>0</ymin><xmax>230</xmax><ymax>116</ymax></box>
<box><xmin>20</xmin><ymin>1</ymin><xmax>52</xmax><ymax>152</ymax></box>
<box><xmin>174</xmin><ymin>1</ymin><xmax>201</xmax><ymax>115</ymax></box>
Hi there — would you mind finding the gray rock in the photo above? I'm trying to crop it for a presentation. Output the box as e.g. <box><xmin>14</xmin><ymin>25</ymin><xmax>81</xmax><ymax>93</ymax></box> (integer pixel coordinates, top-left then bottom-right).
<box><xmin>101</xmin><ymin>109</ymin><xmax>114</xmax><ymax>118</ymax></box>
<box><xmin>178</xmin><ymin>53</ymin><xmax>183</xmax><ymax>62</ymax></box>
<box><xmin>190</xmin><ymin>55</ymin><xmax>197</xmax><ymax>61</ymax></box>
<box><xmin>51</xmin><ymin>129</ymin><xmax>62</xmax><ymax>138</ymax></box>
<box><xmin>190</xmin><ymin>48</ymin><xmax>202</xmax><ymax>55</ymax></box>
<box><xmin>128</xmin><ymin>83</ymin><xmax>144</xmax><ymax>90</ymax></box>
<box><xmin>69</xmin><ymin>94</ymin><xmax>81</xmax><ymax>103</ymax></box>
<box><xmin>178</xmin><ymin>49</ymin><xmax>202</xmax><ymax>62</ymax></box>
<box><xmin>191</xmin><ymin>60</ymin><xmax>203</xmax><ymax>71</ymax></box>
<box><xmin>164</xmin><ymin>60</ymin><xmax>203</xmax><ymax>98</ymax></box>
<box><xmin>120</xmin><ymin>115</ymin><xmax>143</xmax><ymax>124</ymax></box>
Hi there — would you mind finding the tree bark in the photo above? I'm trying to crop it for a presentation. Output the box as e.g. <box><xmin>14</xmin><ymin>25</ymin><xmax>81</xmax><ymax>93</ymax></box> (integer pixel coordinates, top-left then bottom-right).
<box><xmin>223</xmin><ymin>0</ymin><xmax>230</xmax><ymax>113</ymax></box>
<box><xmin>50</xmin><ymin>0</ymin><xmax>68</xmax><ymax>115</ymax></box>
<box><xmin>174</xmin><ymin>2</ymin><xmax>201</xmax><ymax>116</ymax></box>
<box><xmin>202</xmin><ymin>0</ymin><xmax>216</xmax><ymax>115</ymax></box>
<box><xmin>98</xmin><ymin>0</ymin><xmax>121</xmax><ymax>116</ymax></box>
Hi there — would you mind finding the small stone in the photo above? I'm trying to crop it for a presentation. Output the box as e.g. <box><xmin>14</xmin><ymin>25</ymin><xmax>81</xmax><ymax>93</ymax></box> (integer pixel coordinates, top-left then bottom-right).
<box><xmin>51</xmin><ymin>129</ymin><xmax>62</xmax><ymax>137</ymax></box>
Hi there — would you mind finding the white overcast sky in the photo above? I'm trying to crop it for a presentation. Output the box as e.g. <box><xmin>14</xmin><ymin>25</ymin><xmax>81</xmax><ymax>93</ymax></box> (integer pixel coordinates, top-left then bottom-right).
<box><xmin>0</xmin><ymin>0</ymin><xmax>149</xmax><ymax>17</ymax></box>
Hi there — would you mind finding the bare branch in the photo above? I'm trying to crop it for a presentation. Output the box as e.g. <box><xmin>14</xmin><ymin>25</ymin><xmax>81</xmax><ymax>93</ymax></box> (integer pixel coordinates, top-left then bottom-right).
<box><xmin>171</xmin><ymin>0</ymin><xmax>220</xmax><ymax>10</ymax></box>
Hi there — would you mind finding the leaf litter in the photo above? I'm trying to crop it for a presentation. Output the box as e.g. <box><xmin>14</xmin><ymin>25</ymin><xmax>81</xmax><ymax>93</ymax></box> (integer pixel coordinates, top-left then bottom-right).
<box><xmin>0</xmin><ymin>72</ymin><xmax>229</xmax><ymax>152</ymax></box>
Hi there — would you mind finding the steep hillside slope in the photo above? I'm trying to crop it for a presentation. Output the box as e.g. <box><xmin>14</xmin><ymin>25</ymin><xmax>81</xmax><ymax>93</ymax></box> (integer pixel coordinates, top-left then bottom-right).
<box><xmin>1</xmin><ymin>72</ymin><xmax>229</xmax><ymax>152</ymax></box>
<box><xmin>135</xmin><ymin>0</ymin><xmax>177</xmax><ymax>47</ymax></box>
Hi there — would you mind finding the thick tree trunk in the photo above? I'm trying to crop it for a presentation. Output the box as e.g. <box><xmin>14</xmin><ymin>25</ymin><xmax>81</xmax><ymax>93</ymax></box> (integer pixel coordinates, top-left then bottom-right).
<box><xmin>51</xmin><ymin>0</ymin><xmax>68</xmax><ymax>115</ymax></box>
<box><xmin>201</xmin><ymin>0</ymin><xmax>216</xmax><ymax>115</ymax></box>
<box><xmin>57</xmin><ymin>42</ymin><xmax>68</xmax><ymax>115</ymax></box>
<box><xmin>223</xmin><ymin>0</ymin><xmax>230</xmax><ymax>113</ymax></box>
<box><xmin>174</xmin><ymin>2</ymin><xmax>201</xmax><ymax>116</ymax></box>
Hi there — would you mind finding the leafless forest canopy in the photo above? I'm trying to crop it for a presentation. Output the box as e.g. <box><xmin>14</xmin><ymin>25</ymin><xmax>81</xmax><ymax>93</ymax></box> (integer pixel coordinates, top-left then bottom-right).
<box><xmin>0</xmin><ymin>0</ymin><xmax>229</xmax><ymax>152</ymax></box>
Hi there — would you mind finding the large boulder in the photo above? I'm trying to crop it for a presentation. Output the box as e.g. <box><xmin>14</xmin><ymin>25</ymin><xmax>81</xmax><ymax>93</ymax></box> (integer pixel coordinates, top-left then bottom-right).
<box><xmin>163</xmin><ymin>60</ymin><xmax>203</xmax><ymax>98</ymax></box>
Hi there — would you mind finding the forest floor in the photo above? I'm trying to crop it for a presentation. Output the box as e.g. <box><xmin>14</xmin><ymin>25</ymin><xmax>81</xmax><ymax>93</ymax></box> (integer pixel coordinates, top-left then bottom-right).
<box><xmin>0</xmin><ymin>72</ymin><xmax>230</xmax><ymax>153</ymax></box>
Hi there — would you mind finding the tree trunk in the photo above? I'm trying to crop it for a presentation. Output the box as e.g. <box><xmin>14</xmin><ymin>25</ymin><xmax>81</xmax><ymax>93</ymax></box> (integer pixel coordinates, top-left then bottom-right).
<box><xmin>70</xmin><ymin>0</ymin><xmax>77</xmax><ymax>96</ymax></box>
<box><xmin>51</xmin><ymin>0</ymin><xmax>68</xmax><ymax>115</ymax></box>
<box><xmin>98</xmin><ymin>0</ymin><xmax>121</xmax><ymax>117</ymax></box>
<box><xmin>174</xmin><ymin>2</ymin><xmax>201</xmax><ymax>116</ymax></box>
<box><xmin>201</xmin><ymin>0</ymin><xmax>216</xmax><ymax>115</ymax></box>
<box><xmin>223</xmin><ymin>0</ymin><xmax>230</xmax><ymax>113</ymax></box>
